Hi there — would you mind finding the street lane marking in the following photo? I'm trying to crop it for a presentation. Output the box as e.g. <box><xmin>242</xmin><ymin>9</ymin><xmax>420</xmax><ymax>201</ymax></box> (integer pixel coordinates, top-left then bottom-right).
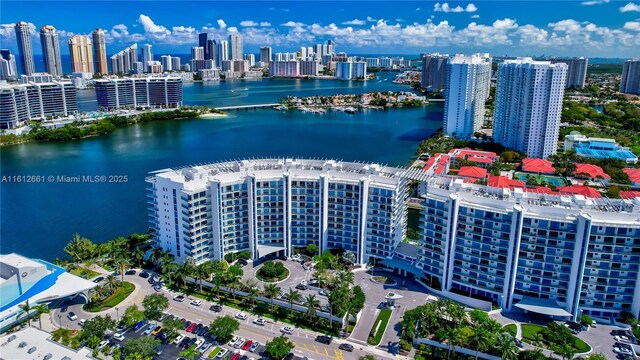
<box><xmin>334</xmin><ymin>349</ymin><xmax>343</xmax><ymax>360</ymax></box>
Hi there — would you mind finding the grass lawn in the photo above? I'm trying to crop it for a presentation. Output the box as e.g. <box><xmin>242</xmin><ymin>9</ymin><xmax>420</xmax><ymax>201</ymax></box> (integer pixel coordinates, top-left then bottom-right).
<box><xmin>503</xmin><ymin>324</ymin><xmax>517</xmax><ymax>337</ymax></box>
<box><xmin>84</xmin><ymin>282</ymin><xmax>135</xmax><ymax>312</ymax></box>
<box><xmin>69</xmin><ymin>267</ymin><xmax>100</xmax><ymax>279</ymax></box>
<box><xmin>519</xmin><ymin>323</ymin><xmax>591</xmax><ymax>353</ymax></box>
<box><xmin>368</xmin><ymin>308</ymin><xmax>392</xmax><ymax>345</ymax></box>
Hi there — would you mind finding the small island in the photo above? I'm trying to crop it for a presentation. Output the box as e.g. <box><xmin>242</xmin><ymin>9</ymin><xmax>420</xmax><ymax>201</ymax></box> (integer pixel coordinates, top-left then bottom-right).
<box><xmin>277</xmin><ymin>91</ymin><xmax>428</xmax><ymax>114</ymax></box>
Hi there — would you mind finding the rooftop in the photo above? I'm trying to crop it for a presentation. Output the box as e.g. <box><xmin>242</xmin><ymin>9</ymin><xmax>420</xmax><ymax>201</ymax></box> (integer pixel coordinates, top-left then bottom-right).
<box><xmin>574</xmin><ymin>163</ymin><xmax>611</xmax><ymax>179</ymax></box>
<box><xmin>624</xmin><ymin>168</ymin><xmax>640</xmax><ymax>183</ymax></box>
<box><xmin>0</xmin><ymin>327</ymin><xmax>93</xmax><ymax>359</ymax></box>
<box><xmin>557</xmin><ymin>185</ymin><xmax>602</xmax><ymax>198</ymax></box>
<box><xmin>522</xmin><ymin>158</ymin><xmax>555</xmax><ymax>174</ymax></box>
<box><xmin>487</xmin><ymin>176</ymin><xmax>526</xmax><ymax>189</ymax></box>
<box><xmin>457</xmin><ymin>166</ymin><xmax>487</xmax><ymax>179</ymax></box>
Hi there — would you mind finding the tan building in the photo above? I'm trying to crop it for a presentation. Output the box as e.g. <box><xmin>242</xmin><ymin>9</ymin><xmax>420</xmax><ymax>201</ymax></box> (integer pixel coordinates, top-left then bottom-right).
<box><xmin>92</xmin><ymin>28</ymin><xmax>108</xmax><ymax>74</ymax></box>
<box><xmin>69</xmin><ymin>35</ymin><xmax>94</xmax><ymax>74</ymax></box>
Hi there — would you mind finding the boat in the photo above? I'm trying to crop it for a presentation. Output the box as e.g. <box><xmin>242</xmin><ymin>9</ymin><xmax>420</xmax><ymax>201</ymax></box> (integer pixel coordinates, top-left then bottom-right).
<box><xmin>273</xmin><ymin>105</ymin><xmax>288</xmax><ymax>111</ymax></box>
<box><xmin>344</xmin><ymin>107</ymin><xmax>357</xmax><ymax>114</ymax></box>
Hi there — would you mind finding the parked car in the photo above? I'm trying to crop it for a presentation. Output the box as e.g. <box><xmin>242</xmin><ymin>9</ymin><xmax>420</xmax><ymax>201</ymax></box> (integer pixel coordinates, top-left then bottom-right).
<box><xmin>338</xmin><ymin>343</ymin><xmax>353</xmax><ymax>352</ymax></box>
<box><xmin>253</xmin><ymin>318</ymin><xmax>266</xmax><ymax>326</ymax></box>
<box><xmin>281</xmin><ymin>326</ymin><xmax>294</xmax><ymax>334</ymax></box>
<box><xmin>248</xmin><ymin>342</ymin><xmax>259</xmax><ymax>352</ymax></box>
<box><xmin>132</xmin><ymin>320</ymin><xmax>147</xmax><ymax>331</ymax></box>
<box><xmin>193</xmin><ymin>323</ymin><xmax>203</xmax><ymax>334</ymax></box>
<box><xmin>315</xmin><ymin>335</ymin><xmax>332</xmax><ymax>345</ymax></box>
<box><xmin>139</xmin><ymin>271</ymin><xmax>150</xmax><ymax>278</ymax></box>
<box><xmin>235</xmin><ymin>312</ymin><xmax>248</xmax><ymax>320</ymax></box>
<box><xmin>295</xmin><ymin>284</ymin><xmax>308</xmax><ymax>290</ymax></box>
<box><xmin>143</xmin><ymin>324</ymin><xmax>157</xmax><ymax>335</ymax></box>
<box><xmin>234</xmin><ymin>337</ymin><xmax>246</xmax><ymax>348</ymax></box>
<box><xmin>210</xmin><ymin>305</ymin><xmax>222</xmax><ymax>312</ymax></box>
<box><xmin>194</xmin><ymin>338</ymin><xmax>205</xmax><ymax>348</ymax></box>
<box><xmin>228</xmin><ymin>336</ymin><xmax>240</xmax><ymax>347</ymax></box>
<box><xmin>78</xmin><ymin>319</ymin><xmax>86</xmax><ymax>327</ymax></box>
<box><xmin>125</xmin><ymin>269</ymin><xmax>136</xmax><ymax>275</ymax></box>
<box><xmin>197</xmin><ymin>326</ymin><xmax>209</xmax><ymax>337</ymax></box>
<box><xmin>179</xmin><ymin>337</ymin><xmax>191</xmax><ymax>348</ymax></box>
<box><xmin>186</xmin><ymin>323</ymin><xmax>197</xmax><ymax>333</ymax></box>
<box><xmin>153</xmin><ymin>284</ymin><xmax>162</xmax><ymax>292</ymax></box>
<box><xmin>241</xmin><ymin>340</ymin><xmax>253</xmax><ymax>351</ymax></box>
<box><xmin>173</xmin><ymin>334</ymin><xmax>185</xmax><ymax>344</ymax></box>
<box><xmin>173</xmin><ymin>295</ymin><xmax>186</xmax><ymax>302</ymax></box>
<box><xmin>93</xmin><ymin>276</ymin><xmax>105</xmax><ymax>283</ymax></box>
<box><xmin>198</xmin><ymin>342</ymin><xmax>212</xmax><ymax>353</ymax></box>
<box><xmin>97</xmin><ymin>339</ymin><xmax>109</xmax><ymax>349</ymax></box>
<box><xmin>67</xmin><ymin>312</ymin><xmax>77</xmax><ymax>321</ymax></box>
<box><xmin>237</xmin><ymin>259</ymin><xmax>248</xmax><ymax>266</ymax></box>
<box><xmin>215</xmin><ymin>348</ymin><xmax>228</xmax><ymax>359</ymax></box>
<box><xmin>190</xmin><ymin>299</ymin><xmax>202</xmax><ymax>306</ymax></box>
<box><xmin>60</xmin><ymin>304</ymin><xmax>68</xmax><ymax>312</ymax></box>
<box><xmin>113</xmin><ymin>333</ymin><xmax>125</xmax><ymax>342</ymax></box>
<box><xmin>151</xmin><ymin>326</ymin><xmax>162</xmax><ymax>336</ymax></box>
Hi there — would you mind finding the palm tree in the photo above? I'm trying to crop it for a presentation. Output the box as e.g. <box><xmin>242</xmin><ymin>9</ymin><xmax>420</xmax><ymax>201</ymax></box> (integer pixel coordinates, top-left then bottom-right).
<box><xmin>247</xmin><ymin>286</ymin><xmax>260</xmax><ymax>310</ymax></box>
<box><xmin>105</xmin><ymin>274</ymin><xmax>119</xmax><ymax>293</ymax></box>
<box><xmin>444</xmin><ymin>327</ymin><xmax>461</xmax><ymax>360</ymax></box>
<box><xmin>312</xmin><ymin>269</ymin><xmax>329</xmax><ymax>288</ymax></box>
<box><xmin>304</xmin><ymin>294</ymin><xmax>319</xmax><ymax>323</ymax></box>
<box><xmin>532</xmin><ymin>332</ymin><xmax>544</xmax><ymax>348</ymax></box>
<box><xmin>263</xmin><ymin>283</ymin><xmax>281</xmax><ymax>311</ymax></box>
<box><xmin>131</xmin><ymin>248</ymin><xmax>145</xmax><ymax>268</ymax></box>
<box><xmin>149</xmin><ymin>247</ymin><xmax>165</xmax><ymax>266</ymax></box>
<box><xmin>470</xmin><ymin>327</ymin><xmax>491</xmax><ymax>360</ymax></box>
<box><xmin>400</xmin><ymin>319</ymin><xmax>417</xmax><ymax>342</ymax></box>
<box><xmin>556</xmin><ymin>343</ymin><xmax>576</xmax><ymax>360</ymax></box>
<box><xmin>194</xmin><ymin>263</ymin><xmax>210</xmax><ymax>292</ymax></box>
<box><xmin>176</xmin><ymin>261</ymin><xmax>194</xmax><ymax>288</ymax></box>
<box><xmin>227</xmin><ymin>278</ymin><xmax>241</xmax><ymax>301</ymax></box>
<box><xmin>285</xmin><ymin>288</ymin><xmax>301</xmax><ymax>315</ymax></box>
<box><xmin>18</xmin><ymin>300</ymin><xmax>33</xmax><ymax>327</ymax></box>
<box><xmin>161</xmin><ymin>260</ymin><xmax>179</xmax><ymax>286</ymax></box>
<box><xmin>495</xmin><ymin>332</ymin><xmax>519</xmax><ymax>360</ymax></box>
<box><xmin>334</xmin><ymin>270</ymin><xmax>354</xmax><ymax>286</ymax></box>
<box><xmin>33</xmin><ymin>304</ymin><xmax>50</xmax><ymax>329</ymax></box>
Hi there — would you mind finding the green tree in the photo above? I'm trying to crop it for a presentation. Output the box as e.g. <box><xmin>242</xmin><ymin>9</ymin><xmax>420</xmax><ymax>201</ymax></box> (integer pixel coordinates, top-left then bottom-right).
<box><xmin>64</xmin><ymin>233</ymin><xmax>96</xmax><ymax>262</ymax></box>
<box><xmin>304</xmin><ymin>294</ymin><xmax>319</xmax><ymax>322</ymax></box>
<box><xmin>18</xmin><ymin>300</ymin><xmax>33</xmax><ymax>327</ymax></box>
<box><xmin>121</xmin><ymin>305</ymin><xmax>145</xmax><ymax>328</ymax></box>
<box><xmin>123</xmin><ymin>336</ymin><xmax>161</xmax><ymax>359</ymax></box>
<box><xmin>106</xmin><ymin>274</ymin><xmax>119</xmax><ymax>292</ymax></box>
<box><xmin>359</xmin><ymin>356</ymin><xmax>376</xmax><ymax>360</ymax></box>
<box><xmin>162</xmin><ymin>316</ymin><xmax>184</xmax><ymax>339</ymax></box>
<box><xmin>555</xmin><ymin>343</ymin><xmax>576</xmax><ymax>360</ymax></box>
<box><xmin>208</xmin><ymin>315</ymin><xmax>240</xmax><ymax>343</ymax></box>
<box><xmin>518</xmin><ymin>349</ymin><xmax>547</xmax><ymax>360</ymax></box>
<box><xmin>194</xmin><ymin>262</ymin><xmax>212</xmax><ymax>291</ymax></box>
<box><xmin>142</xmin><ymin>294</ymin><xmax>169</xmax><ymax>320</ymax></box>
<box><xmin>284</xmin><ymin>287</ymin><xmax>302</xmax><ymax>315</ymax></box>
<box><xmin>580</xmin><ymin>313</ymin><xmax>593</xmax><ymax>326</ymax></box>
<box><xmin>33</xmin><ymin>304</ymin><xmax>50</xmax><ymax>329</ymax></box>
<box><xmin>247</xmin><ymin>285</ymin><xmax>260</xmax><ymax>309</ymax></box>
<box><xmin>161</xmin><ymin>260</ymin><xmax>179</xmax><ymax>286</ymax></box>
<box><xmin>306</xmin><ymin>243</ymin><xmax>319</xmax><ymax>256</ymax></box>
<box><xmin>178</xmin><ymin>344</ymin><xmax>200</xmax><ymax>360</ymax></box>
<box><xmin>81</xmin><ymin>315</ymin><xmax>116</xmax><ymax>346</ymax></box>
<box><xmin>264</xmin><ymin>335</ymin><xmax>295</xmax><ymax>360</ymax></box>
<box><xmin>263</xmin><ymin>283</ymin><xmax>282</xmax><ymax>311</ymax></box>
<box><xmin>495</xmin><ymin>332</ymin><xmax>519</xmax><ymax>360</ymax></box>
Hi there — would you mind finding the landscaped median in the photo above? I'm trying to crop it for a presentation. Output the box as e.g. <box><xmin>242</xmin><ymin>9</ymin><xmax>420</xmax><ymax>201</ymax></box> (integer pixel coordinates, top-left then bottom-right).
<box><xmin>84</xmin><ymin>281</ymin><xmax>135</xmax><ymax>312</ymax></box>
<box><xmin>68</xmin><ymin>266</ymin><xmax>100</xmax><ymax>279</ymax></box>
<box><xmin>368</xmin><ymin>308</ymin><xmax>392</xmax><ymax>345</ymax></box>
<box><xmin>502</xmin><ymin>322</ymin><xmax>591</xmax><ymax>356</ymax></box>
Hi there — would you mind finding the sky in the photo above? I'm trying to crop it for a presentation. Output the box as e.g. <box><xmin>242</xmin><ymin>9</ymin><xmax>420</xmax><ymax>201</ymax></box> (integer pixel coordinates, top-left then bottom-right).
<box><xmin>1</xmin><ymin>0</ymin><xmax>640</xmax><ymax>58</ymax></box>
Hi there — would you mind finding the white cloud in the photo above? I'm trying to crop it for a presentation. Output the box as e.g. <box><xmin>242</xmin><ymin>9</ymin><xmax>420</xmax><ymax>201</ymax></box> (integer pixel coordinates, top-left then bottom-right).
<box><xmin>471</xmin><ymin>14</ymin><xmax>480</xmax><ymax>19</ymax></box>
<box><xmin>108</xmin><ymin>24</ymin><xmax>145</xmax><ymax>44</ymax></box>
<box><xmin>581</xmin><ymin>0</ymin><xmax>609</xmax><ymax>5</ymax></box>
<box><xmin>281</xmin><ymin>21</ymin><xmax>305</xmax><ymax>27</ymax></box>
<box><xmin>138</xmin><ymin>14</ymin><xmax>170</xmax><ymax>40</ymax></box>
<box><xmin>240</xmin><ymin>20</ymin><xmax>259</xmax><ymax>27</ymax></box>
<box><xmin>217</xmin><ymin>19</ymin><xmax>227</xmax><ymax>29</ymax></box>
<box><xmin>227</xmin><ymin>27</ymin><xmax>239</xmax><ymax>34</ymax></box>
<box><xmin>342</xmin><ymin>19</ymin><xmax>366</xmax><ymax>25</ymax></box>
<box><xmin>620</xmin><ymin>2</ymin><xmax>640</xmax><ymax>11</ymax></box>
<box><xmin>434</xmin><ymin>3</ymin><xmax>478</xmax><ymax>13</ymax></box>
<box><xmin>259</xmin><ymin>22</ymin><xmax>271</xmax><ymax>27</ymax></box>
<box><xmin>367</xmin><ymin>16</ymin><xmax>378</xmax><ymax>22</ymax></box>
<box><xmin>623</xmin><ymin>20</ymin><xmax>640</xmax><ymax>30</ymax></box>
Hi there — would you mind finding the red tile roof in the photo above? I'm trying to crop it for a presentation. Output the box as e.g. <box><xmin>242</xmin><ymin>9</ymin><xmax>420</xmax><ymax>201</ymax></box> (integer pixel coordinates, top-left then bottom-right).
<box><xmin>487</xmin><ymin>176</ymin><xmax>526</xmax><ymax>189</ymax></box>
<box><xmin>525</xmin><ymin>186</ymin><xmax>558</xmax><ymax>195</ymax></box>
<box><xmin>623</xmin><ymin>168</ymin><xmax>640</xmax><ymax>183</ymax></box>
<box><xmin>620</xmin><ymin>190</ymin><xmax>640</xmax><ymax>199</ymax></box>
<box><xmin>557</xmin><ymin>185</ymin><xmax>602</xmax><ymax>198</ymax></box>
<box><xmin>466</xmin><ymin>156</ymin><xmax>494</xmax><ymax>164</ymax></box>
<box><xmin>457</xmin><ymin>166</ymin><xmax>488</xmax><ymax>179</ymax></box>
<box><xmin>574</xmin><ymin>163</ymin><xmax>611</xmax><ymax>179</ymax></box>
<box><xmin>522</xmin><ymin>158</ymin><xmax>555</xmax><ymax>174</ymax></box>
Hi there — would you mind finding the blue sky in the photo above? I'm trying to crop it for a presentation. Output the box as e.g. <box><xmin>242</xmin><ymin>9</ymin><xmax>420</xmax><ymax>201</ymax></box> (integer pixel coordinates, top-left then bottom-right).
<box><xmin>1</xmin><ymin>1</ymin><xmax>640</xmax><ymax>57</ymax></box>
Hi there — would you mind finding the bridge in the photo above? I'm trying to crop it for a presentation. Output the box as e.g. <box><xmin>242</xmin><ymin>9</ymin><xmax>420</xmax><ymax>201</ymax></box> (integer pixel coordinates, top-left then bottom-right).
<box><xmin>216</xmin><ymin>103</ymin><xmax>280</xmax><ymax>111</ymax></box>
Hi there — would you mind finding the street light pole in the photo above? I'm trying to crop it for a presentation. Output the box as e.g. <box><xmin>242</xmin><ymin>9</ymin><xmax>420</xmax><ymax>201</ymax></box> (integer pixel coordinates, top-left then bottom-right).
<box><xmin>115</xmin><ymin>307</ymin><xmax>120</xmax><ymax>323</ymax></box>
<box><xmin>57</xmin><ymin>314</ymin><xmax>62</xmax><ymax>329</ymax></box>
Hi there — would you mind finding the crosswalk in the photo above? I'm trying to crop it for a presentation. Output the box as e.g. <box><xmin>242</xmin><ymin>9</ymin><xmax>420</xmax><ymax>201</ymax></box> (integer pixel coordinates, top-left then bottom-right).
<box><xmin>293</xmin><ymin>342</ymin><xmax>344</xmax><ymax>360</ymax></box>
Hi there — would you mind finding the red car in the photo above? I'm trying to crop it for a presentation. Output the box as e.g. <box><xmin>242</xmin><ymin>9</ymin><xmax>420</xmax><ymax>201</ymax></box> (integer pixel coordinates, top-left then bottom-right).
<box><xmin>186</xmin><ymin>323</ymin><xmax>197</xmax><ymax>333</ymax></box>
<box><xmin>230</xmin><ymin>354</ymin><xmax>241</xmax><ymax>360</ymax></box>
<box><xmin>241</xmin><ymin>340</ymin><xmax>253</xmax><ymax>351</ymax></box>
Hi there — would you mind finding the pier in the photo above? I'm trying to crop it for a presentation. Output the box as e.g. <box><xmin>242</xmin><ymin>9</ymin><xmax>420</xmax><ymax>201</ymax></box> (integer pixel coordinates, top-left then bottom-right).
<box><xmin>216</xmin><ymin>103</ymin><xmax>280</xmax><ymax>111</ymax></box>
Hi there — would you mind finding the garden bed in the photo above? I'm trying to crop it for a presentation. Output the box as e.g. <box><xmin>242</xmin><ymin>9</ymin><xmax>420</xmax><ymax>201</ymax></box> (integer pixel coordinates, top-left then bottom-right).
<box><xmin>256</xmin><ymin>261</ymin><xmax>289</xmax><ymax>282</ymax></box>
<box><xmin>69</xmin><ymin>266</ymin><xmax>100</xmax><ymax>279</ymax></box>
<box><xmin>368</xmin><ymin>308</ymin><xmax>392</xmax><ymax>345</ymax></box>
<box><xmin>371</xmin><ymin>276</ymin><xmax>397</xmax><ymax>285</ymax></box>
<box><xmin>519</xmin><ymin>323</ymin><xmax>591</xmax><ymax>354</ymax></box>
<box><xmin>84</xmin><ymin>281</ymin><xmax>135</xmax><ymax>312</ymax></box>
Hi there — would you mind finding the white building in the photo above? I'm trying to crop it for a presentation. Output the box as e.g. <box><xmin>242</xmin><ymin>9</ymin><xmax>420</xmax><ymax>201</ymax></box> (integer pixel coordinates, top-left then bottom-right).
<box><xmin>147</xmin><ymin>159</ymin><xmax>407</xmax><ymax>265</ymax></box>
<box><xmin>110</xmin><ymin>43</ymin><xmax>138</xmax><ymax>75</ymax></box>
<box><xmin>217</xmin><ymin>40</ymin><xmax>229</xmax><ymax>68</ymax></box>
<box><xmin>620</xmin><ymin>59</ymin><xmax>640</xmax><ymax>95</ymax></box>
<box><xmin>0</xmin><ymin>50</ymin><xmax>18</xmax><ymax>81</ymax></box>
<box><xmin>549</xmin><ymin>57</ymin><xmax>588</xmax><ymax>89</ymax></box>
<box><xmin>243</xmin><ymin>54</ymin><xmax>255</xmax><ymax>67</ymax></box>
<box><xmin>442</xmin><ymin>53</ymin><xmax>491</xmax><ymax>139</ymax></box>
<box><xmin>222</xmin><ymin>60</ymin><xmax>248</xmax><ymax>74</ymax></box>
<box><xmin>269</xmin><ymin>60</ymin><xmax>300</xmax><ymax>77</ymax></box>
<box><xmin>300</xmin><ymin>60</ymin><xmax>322</xmax><ymax>76</ymax></box>
<box><xmin>493</xmin><ymin>58</ymin><xmax>567</xmax><ymax>159</ymax></box>
<box><xmin>141</xmin><ymin>44</ymin><xmax>153</xmax><ymax>71</ymax></box>
<box><xmin>161</xmin><ymin>55</ymin><xmax>173</xmax><ymax>71</ymax></box>
<box><xmin>0</xmin><ymin>253</ymin><xmax>97</xmax><ymax>332</ymax></box>
<box><xmin>171</xmin><ymin>57</ymin><xmax>181</xmax><ymax>72</ymax></box>
<box><xmin>229</xmin><ymin>34</ymin><xmax>243</xmax><ymax>60</ymax></box>
<box><xmin>198</xmin><ymin>68</ymin><xmax>220</xmax><ymax>81</ymax></box>
<box><xmin>71</xmin><ymin>72</ymin><xmax>92</xmax><ymax>89</ymax></box>
<box><xmin>335</xmin><ymin>61</ymin><xmax>367</xmax><ymax>80</ymax></box>
<box><xmin>94</xmin><ymin>76</ymin><xmax>182</xmax><ymax>110</ymax></box>
<box><xmin>0</xmin><ymin>327</ymin><xmax>94</xmax><ymax>358</ymax></box>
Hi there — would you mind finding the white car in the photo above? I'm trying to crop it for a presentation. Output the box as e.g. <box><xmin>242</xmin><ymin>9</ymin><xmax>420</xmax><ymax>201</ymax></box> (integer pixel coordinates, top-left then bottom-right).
<box><xmin>190</xmin><ymin>299</ymin><xmax>202</xmax><ymax>306</ymax></box>
<box><xmin>233</xmin><ymin>338</ymin><xmax>245</xmax><ymax>348</ymax></box>
<box><xmin>173</xmin><ymin>334</ymin><xmax>185</xmax><ymax>344</ymax></box>
<box><xmin>78</xmin><ymin>319</ymin><xmax>86</xmax><ymax>326</ymax></box>
<box><xmin>67</xmin><ymin>312</ymin><xmax>78</xmax><ymax>321</ymax></box>
<box><xmin>215</xmin><ymin>348</ymin><xmax>228</xmax><ymax>359</ymax></box>
<box><xmin>235</xmin><ymin>312</ymin><xmax>248</xmax><ymax>320</ymax></box>
<box><xmin>142</xmin><ymin>323</ymin><xmax>156</xmax><ymax>335</ymax></box>
<box><xmin>113</xmin><ymin>333</ymin><xmax>125</xmax><ymax>342</ymax></box>
<box><xmin>228</xmin><ymin>336</ymin><xmax>240</xmax><ymax>346</ymax></box>
<box><xmin>194</xmin><ymin>338</ymin><xmax>204</xmax><ymax>348</ymax></box>
<box><xmin>97</xmin><ymin>339</ymin><xmax>109</xmax><ymax>349</ymax></box>
<box><xmin>281</xmin><ymin>326</ymin><xmax>294</xmax><ymax>334</ymax></box>
<box><xmin>253</xmin><ymin>318</ymin><xmax>266</xmax><ymax>326</ymax></box>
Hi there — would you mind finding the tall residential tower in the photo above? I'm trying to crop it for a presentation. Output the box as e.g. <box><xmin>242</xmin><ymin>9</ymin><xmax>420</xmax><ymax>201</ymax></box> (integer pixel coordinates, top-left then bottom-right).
<box><xmin>549</xmin><ymin>57</ymin><xmax>588</xmax><ymax>89</ymax></box>
<box><xmin>15</xmin><ymin>21</ymin><xmax>35</xmax><ymax>75</ymax></box>
<box><xmin>92</xmin><ymin>29</ymin><xmax>108</xmax><ymax>74</ymax></box>
<box><xmin>39</xmin><ymin>26</ymin><xmax>63</xmax><ymax>76</ymax></box>
<box><xmin>493</xmin><ymin>58</ymin><xmax>567</xmax><ymax>159</ymax></box>
<box><xmin>620</xmin><ymin>59</ymin><xmax>640</xmax><ymax>95</ymax></box>
<box><xmin>421</xmin><ymin>53</ymin><xmax>448</xmax><ymax>91</ymax></box>
<box><xmin>229</xmin><ymin>34</ymin><xmax>243</xmax><ymax>60</ymax></box>
<box><xmin>68</xmin><ymin>35</ymin><xmax>94</xmax><ymax>74</ymax></box>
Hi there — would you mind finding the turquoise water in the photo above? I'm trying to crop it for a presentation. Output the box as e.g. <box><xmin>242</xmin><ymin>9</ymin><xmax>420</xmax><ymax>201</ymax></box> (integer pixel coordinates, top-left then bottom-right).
<box><xmin>1</xmin><ymin>74</ymin><xmax>443</xmax><ymax>260</ymax></box>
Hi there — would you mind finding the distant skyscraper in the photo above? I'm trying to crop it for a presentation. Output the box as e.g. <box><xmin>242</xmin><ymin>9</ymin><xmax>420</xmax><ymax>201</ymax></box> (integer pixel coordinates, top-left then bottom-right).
<box><xmin>0</xmin><ymin>50</ymin><xmax>18</xmax><ymax>80</ymax></box>
<box><xmin>549</xmin><ymin>57</ymin><xmax>588</xmax><ymax>88</ymax></box>
<box><xmin>314</xmin><ymin>44</ymin><xmax>323</xmax><ymax>59</ymax></box>
<box><xmin>217</xmin><ymin>40</ymin><xmax>229</xmax><ymax>68</ymax></box>
<box><xmin>493</xmin><ymin>58</ymin><xmax>567</xmax><ymax>159</ymax></box>
<box><xmin>68</xmin><ymin>35</ymin><xmax>94</xmax><ymax>74</ymax></box>
<box><xmin>110</xmin><ymin>44</ymin><xmax>138</xmax><ymax>74</ymax></box>
<box><xmin>620</xmin><ymin>59</ymin><xmax>640</xmax><ymax>95</ymax></box>
<box><xmin>39</xmin><ymin>25</ymin><xmax>63</xmax><ymax>76</ymax></box>
<box><xmin>243</xmin><ymin>54</ymin><xmax>255</xmax><ymax>67</ymax></box>
<box><xmin>207</xmin><ymin>40</ymin><xmax>217</xmax><ymax>66</ymax></box>
<box><xmin>421</xmin><ymin>53</ymin><xmax>448</xmax><ymax>91</ymax></box>
<box><xmin>199</xmin><ymin>33</ymin><xmax>209</xmax><ymax>60</ymax></box>
<box><xmin>335</xmin><ymin>61</ymin><xmax>367</xmax><ymax>80</ymax></box>
<box><xmin>260</xmin><ymin>46</ymin><xmax>272</xmax><ymax>63</ymax></box>
<box><xmin>229</xmin><ymin>34</ymin><xmax>243</xmax><ymax>60</ymax></box>
<box><xmin>15</xmin><ymin>21</ymin><xmax>35</xmax><ymax>75</ymax></box>
<box><xmin>191</xmin><ymin>47</ymin><xmax>204</xmax><ymax>60</ymax></box>
<box><xmin>299</xmin><ymin>47</ymin><xmax>307</xmax><ymax>60</ymax></box>
<box><xmin>161</xmin><ymin>55</ymin><xmax>173</xmax><ymax>71</ymax></box>
<box><xmin>92</xmin><ymin>28</ymin><xmax>108</xmax><ymax>74</ymax></box>
<box><xmin>442</xmin><ymin>53</ymin><xmax>492</xmax><ymax>139</ymax></box>
<box><xmin>141</xmin><ymin>44</ymin><xmax>153</xmax><ymax>71</ymax></box>
<box><xmin>326</xmin><ymin>40</ymin><xmax>335</xmax><ymax>56</ymax></box>
<box><xmin>171</xmin><ymin>57</ymin><xmax>181</xmax><ymax>72</ymax></box>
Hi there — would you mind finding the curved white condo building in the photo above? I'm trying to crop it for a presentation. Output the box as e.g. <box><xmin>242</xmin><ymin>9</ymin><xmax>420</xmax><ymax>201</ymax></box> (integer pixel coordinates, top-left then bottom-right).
<box><xmin>147</xmin><ymin>158</ymin><xmax>640</xmax><ymax>320</ymax></box>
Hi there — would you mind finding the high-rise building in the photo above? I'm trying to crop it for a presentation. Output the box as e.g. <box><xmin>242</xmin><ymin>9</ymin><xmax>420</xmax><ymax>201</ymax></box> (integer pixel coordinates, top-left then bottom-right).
<box><xmin>68</xmin><ymin>35</ymin><xmax>94</xmax><ymax>74</ymax></box>
<box><xmin>228</xmin><ymin>34</ymin><xmax>243</xmax><ymax>60</ymax></box>
<box><xmin>243</xmin><ymin>54</ymin><xmax>255</xmax><ymax>67</ymax></box>
<box><xmin>269</xmin><ymin>60</ymin><xmax>300</xmax><ymax>77</ymax></box>
<box><xmin>198</xmin><ymin>33</ymin><xmax>209</xmax><ymax>60</ymax></box>
<box><xmin>326</xmin><ymin>40</ymin><xmax>335</xmax><ymax>56</ymax></box>
<box><xmin>161</xmin><ymin>55</ymin><xmax>173</xmax><ymax>71</ymax></box>
<box><xmin>442</xmin><ymin>53</ymin><xmax>492</xmax><ymax>139</ymax></box>
<box><xmin>39</xmin><ymin>26</ymin><xmax>63</xmax><ymax>77</ymax></box>
<box><xmin>15</xmin><ymin>21</ymin><xmax>35</xmax><ymax>75</ymax></box>
<box><xmin>549</xmin><ymin>57</ymin><xmax>588</xmax><ymax>89</ymax></box>
<box><xmin>110</xmin><ymin>44</ymin><xmax>138</xmax><ymax>74</ymax></box>
<box><xmin>299</xmin><ymin>47</ymin><xmax>307</xmax><ymax>60</ymax></box>
<box><xmin>0</xmin><ymin>80</ymin><xmax>77</xmax><ymax>129</ymax></box>
<box><xmin>0</xmin><ymin>50</ymin><xmax>18</xmax><ymax>81</ymax></box>
<box><xmin>94</xmin><ymin>76</ymin><xmax>183</xmax><ymax>110</ymax></box>
<box><xmin>421</xmin><ymin>53</ymin><xmax>448</xmax><ymax>91</ymax></box>
<box><xmin>259</xmin><ymin>47</ymin><xmax>272</xmax><ymax>64</ymax></box>
<box><xmin>620</xmin><ymin>59</ymin><xmax>640</xmax><ymax>95</ymax></box>
<box><xmin>314</xmin><ymin>44</ymin><xmax>323</xmax><ymax>59</ymax></box>
<box><xmin>141</xmin><ymin>44</ymin><xmax>154</xmax><ymax>71</ymax></box>
<box><xmin>493</xmin><ymin>58</ymin><xmax>567</xmax><ymax>159</ymax></box>
<box><xmin>335</xmin><ymin>61</ymin><xmax>367</xmax><ymax>80</ymax></box>
<box><xmin>217</xmin><ymin>40</ymin><xmax>229</xmax><ymax>68</ymax></box>
<box><xmin>222</xmin><ymin>59</ymin><xmax>248</xmax><ymax>73</ymax></box>
<box><xmin>207</xmin><ymin>40</ymin><xmax>217</xmax><ymax>67</ymax></box>
<box><xmin>300</xmin><ymin>60</ymin><xmax>322</xmax><ymax>76</ymax></box>
<box><xmin>92</xmin><ymin>28</ymin><xmax>108</xmax><ymax>75</ymax></box>
<box><xmin>191</xmin><ymin>46</ymin><xmax>206</xmax><ymax>72</ymax></box>
<box><xmin>171</xmin><ymin>57</ymin><xmax>182</xmax><ymax>72</ymax></box>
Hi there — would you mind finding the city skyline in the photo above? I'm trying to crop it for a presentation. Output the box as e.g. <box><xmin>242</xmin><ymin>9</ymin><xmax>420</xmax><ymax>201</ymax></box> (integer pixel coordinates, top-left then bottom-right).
<box><xmin>1</xmin><ymin>1</ymin><xmax>640</xmax><ymax>58</ymax></box>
